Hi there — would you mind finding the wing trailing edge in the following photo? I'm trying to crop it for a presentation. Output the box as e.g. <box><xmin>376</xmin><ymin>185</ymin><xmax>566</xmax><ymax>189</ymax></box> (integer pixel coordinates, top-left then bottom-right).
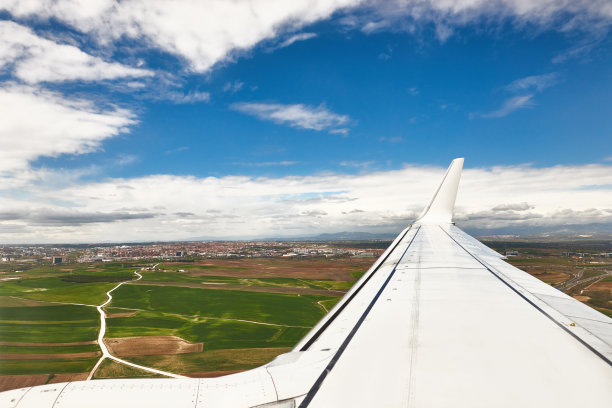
<box><xmin>415</xmin><ymin>157</ymin><xmax>463</xmax><ymax>225</ymax></box>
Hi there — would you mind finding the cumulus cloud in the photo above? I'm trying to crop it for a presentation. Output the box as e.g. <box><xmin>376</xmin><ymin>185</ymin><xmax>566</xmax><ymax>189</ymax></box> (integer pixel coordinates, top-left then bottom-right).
<box><xmin>231</xmin><ymin>102</ymin><xmax>350</xmax><ymax>132</ymax></box>
<box><xmin>0</xmin><ymin>84</ymin><xmax>136</xmax><ymax>174</ymax></box>
<box><xmin>4</xmin><ymin>0</ymin><xmax>608</xmax><ymax>77</ymax></box>
<box><xmin>1</xmin><ymin>162</ymin><xmax>611</xmax><ymax>243</ymax></box>
<box><xmin>0</xmin><ymin>21</ymin><xmax>152</xmax><ymax>83</ymax></box>
<box><xmin>1</xmin><ymin>0</ymin><xmax>360</xmax><ymax>73</ymax></box>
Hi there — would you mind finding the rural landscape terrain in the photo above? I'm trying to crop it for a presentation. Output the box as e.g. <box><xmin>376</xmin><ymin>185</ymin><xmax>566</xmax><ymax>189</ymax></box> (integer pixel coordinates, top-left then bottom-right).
<box><xmin>0</xmin><ymin>238</ymin><xmax>611</xmax><ymax>392</ymax></box>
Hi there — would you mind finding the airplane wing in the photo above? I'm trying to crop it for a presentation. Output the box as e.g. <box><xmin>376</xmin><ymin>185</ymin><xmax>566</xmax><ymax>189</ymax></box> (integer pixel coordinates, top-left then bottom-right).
<box><xmin>2</xmin><ymin>158</ymin><xmax>611</xmax><ymax>408</ymax></box>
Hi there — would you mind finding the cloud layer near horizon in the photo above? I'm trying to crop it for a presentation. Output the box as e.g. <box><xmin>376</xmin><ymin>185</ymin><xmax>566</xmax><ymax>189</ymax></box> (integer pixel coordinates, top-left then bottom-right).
<box><xmin>1</xmin><ymin>163</ymin><xmax>611</xmax><ymax>243</ymax></box>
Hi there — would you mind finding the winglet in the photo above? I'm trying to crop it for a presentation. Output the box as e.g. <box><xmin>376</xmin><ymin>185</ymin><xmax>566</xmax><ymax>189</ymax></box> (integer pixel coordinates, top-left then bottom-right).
<box><xmin>415</xmin><ymin>158</ymin><xmax>464</xmax><ymax>225</ymax></box>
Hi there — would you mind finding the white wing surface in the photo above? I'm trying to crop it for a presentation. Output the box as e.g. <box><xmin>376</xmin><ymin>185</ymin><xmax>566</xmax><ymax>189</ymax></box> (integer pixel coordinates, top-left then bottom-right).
<box><xmin>2</xmin><ymin>158</ymin><xmax>611</xmax><ymax>408</ymax></box>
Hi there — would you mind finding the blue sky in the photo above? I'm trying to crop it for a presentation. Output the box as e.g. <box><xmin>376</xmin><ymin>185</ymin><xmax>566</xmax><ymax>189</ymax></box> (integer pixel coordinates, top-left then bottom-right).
<box><xmin>0</xmin><ymin>1</ymin><xmax>611</xmax><ymax>243</ymax></box>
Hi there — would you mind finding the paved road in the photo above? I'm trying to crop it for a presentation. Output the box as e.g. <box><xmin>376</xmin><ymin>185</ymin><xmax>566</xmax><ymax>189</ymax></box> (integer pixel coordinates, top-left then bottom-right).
<box><xmin>87</xmin><ymin>271</ymin><xmax>186</xmax><ymax>380</ymax></box>
<box><xmin>556</xmin><ymin>270</ymin><xmax>612</xmax><ymax>292</ymax></box>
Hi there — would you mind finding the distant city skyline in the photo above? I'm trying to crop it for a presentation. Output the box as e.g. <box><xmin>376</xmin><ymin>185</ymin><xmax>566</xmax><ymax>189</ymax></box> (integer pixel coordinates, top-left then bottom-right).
<box><xmin>0</xmin><ymin>1</ymin><xmax>611</xmax><ymax>243</ymax></box>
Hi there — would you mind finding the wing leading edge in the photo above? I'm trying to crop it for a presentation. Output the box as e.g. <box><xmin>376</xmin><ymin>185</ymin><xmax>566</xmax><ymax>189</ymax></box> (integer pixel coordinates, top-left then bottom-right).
<box><xmin>1</xmin><ymin>158</ymin><xmax>611</xmax><ymax>408</ymax></box>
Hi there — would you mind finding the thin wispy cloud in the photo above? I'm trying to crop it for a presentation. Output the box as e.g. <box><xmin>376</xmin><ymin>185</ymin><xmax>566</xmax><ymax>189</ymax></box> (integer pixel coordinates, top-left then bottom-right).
<box><xmin>339</xmin><ymin>160</ymin><xmax>375</xmax><ymax>168</ymax></box>
<box><xmin>329</xmin><ymin>128</ymin><xmax>350</xmax><ymax>136</ymax></box>
<box><xmin>351</xmin><ymin>0</ymin><xmax>612</xmax><ymax>38</ymax></box>
<box><xmin>477</xmin><ymin>71</ymin><xmax>560</xmax><ymax>119</ymax></box>
<box><xmin>552</xmin><ymin>40</ymin><xmax>600</xmax><ymax>64</ymax></box>
<box><xmin>223</xmin><ymin>81</ymin><xmax>244</xmax><ymax>94</ymax></box>
<box><xmin>480</xmin><ymin>94</ymin><xmax>535</xmax><ymax>118</ymax></box>
<box><xmin>233</xmin><ymin>161</ymin><xmax>299</xmax><ymax>167</ymax></box>
<box><xmin>165</xmin><ymin>146</ymin><xmax>189</xmax><ymax>155</ymax></box>
<box><xmin>505</xmin><ymin>73</ymin><xmax>561</xmax><ymax>93</ymax></box>
<box><xmin>276</xmin><ymin>33</ymin><xmax>317</xmax><ymax>49</ymax></box>
<box><xmin>161</xmin><ymin>91</ymin><xmax>210</xmax><ymax>104</ymax></box>
<box><xmin>231</xmin><ymin>102</ymin><xmax>350</xmax><ymax>132</ymax></box>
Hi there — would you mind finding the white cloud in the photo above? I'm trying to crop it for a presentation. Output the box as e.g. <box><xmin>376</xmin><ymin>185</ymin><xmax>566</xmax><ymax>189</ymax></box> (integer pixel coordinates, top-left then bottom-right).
<box><xmin>233</xmin><ymin>161</ymin><xmax>300</xmax><ymax>167</ymax></box>
<box><xmin>2</xmin><ymin>1</ymin><xmax>609</xmax><ymax>76</ymax></box>
<box><xmin>506</xmin><ymin>72</ymin><xmax>560</xmax><ymax>93</ymax></box>
<box><xmin>339</xmin><ymin>160</ymin><xmax>375</xmax><ymax>168</ymax></box>
<box><xmin>477</xmin><ymin>72</ymin><xmax>560</xmax><ymax>119</ymax></box>
<box><xmin>0</xmin><ymin>84</ymin><xmax>136</xmax><ymax>174</ymax></box>
<box><xmin>1</xmin><ymin>162</ymin><xmax>611</xmax><ymax>243</ymax></box>
<box><xmin>222</xmin><ymin>81</ymin><xmax>244</xmax><ymax>94</ymax></box>
<box><xmin>165</xmin><ymin>146</ymin><xmax>190</xmax><ymax>155</ymax></box>
<box><xmin>0</xmin><ymin>20</ymin><xmax>152</xmax><ymax>83</ymax></box>
<box><xmin>231</xmin><ymin>102</ymin><xmax>350</xmax><ymax>131</ymax></box>
<box><xmin>160</xmin><ymin>90</ymin><xmax>211</xmax><ymax>104</ymax></box>
<box><xmin>276</xmin><ymin>32</ymin><xmax>318</xmax><ymax>49</ymax></box>
<box><xmin>354</xmin><ymin>0</ymin><xmax>612</xmax><ymax>35</ymax></box>
<box><xmin>329</xmin><ymin>128</ymin><xmax>350</xmax><ymax>136</ymax></box>
<box><xmin>492</xmin><ymin>202</ymin><xmax>533</xmax><ymax>211</ymax></box>
<box><xmin>1</xmin><ymin>0</ymin><xmax>360</xmax><ymax>73</ymax></box>
<box><xmin>480</xmin><ymin>94</ymin><xmax>534</xmax><ymax>118</ymax></box>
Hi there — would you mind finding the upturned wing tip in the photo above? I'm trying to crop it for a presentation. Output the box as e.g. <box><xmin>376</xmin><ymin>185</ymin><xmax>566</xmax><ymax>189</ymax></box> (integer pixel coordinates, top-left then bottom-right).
<box><xmin>415</xmin><ymin>158</ymin><xmax>464</xmax><ymax>225</ymax></box>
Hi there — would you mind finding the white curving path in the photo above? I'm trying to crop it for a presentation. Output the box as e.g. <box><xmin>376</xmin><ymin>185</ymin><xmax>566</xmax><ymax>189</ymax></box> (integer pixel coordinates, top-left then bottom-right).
<box><xmin>87</xmin><ymin>271</ymin><xmax>186</xmax><ymax>380</ymax></box>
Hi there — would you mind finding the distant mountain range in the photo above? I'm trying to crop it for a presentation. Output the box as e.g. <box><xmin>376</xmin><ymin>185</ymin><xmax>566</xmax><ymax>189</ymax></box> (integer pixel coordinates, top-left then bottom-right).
<box><xmin>184</xmin><ymin>225</ymin><xmax>612</xmax><ymax>243</ymax></box>
<box><xmin>266</xmin><ymin>231</ymin><xmax>398</xmax><ymax>241</ymax></box>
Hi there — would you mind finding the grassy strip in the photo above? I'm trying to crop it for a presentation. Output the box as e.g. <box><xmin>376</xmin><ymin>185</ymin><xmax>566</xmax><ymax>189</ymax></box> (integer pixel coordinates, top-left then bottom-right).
<box><xmin>0</xmin><ymin>305</ymin><xmax>98</xmax><ymax>321</ymax></box>
<box><xmin>126</xmin><ymin>347</ymin><xmax>291</xmax><ymax>374</ymax></box>
<box><xmin>318</xmin><ymin>298</ymin><xmax>341</xmax><ymax>311</ymax></box>
<box><xmin>0</xmin><ymin>358</ymin><xmax>97</xmax><ymax>375</ymax></box>
<box><xmin>0</xmin><ymin>344</ymin><xmax>100</xmax><ymax>354</ymax></box>
<box><xmin>93</xmin><ymin>359</ymin><xmax>165</xmax><ymax>379</ymax></box>
<box><xmin>0</xmin><ymin>323</ymin><xmax>98</xmax><ymax>343</ymax></box>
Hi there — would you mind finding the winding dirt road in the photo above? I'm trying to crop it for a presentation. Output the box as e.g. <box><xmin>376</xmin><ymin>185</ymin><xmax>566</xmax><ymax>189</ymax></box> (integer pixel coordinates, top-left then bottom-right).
<box><xmin>87</xmin><ymin>270</ymin><xmax>186</xmax><ymax>380</ymax></box>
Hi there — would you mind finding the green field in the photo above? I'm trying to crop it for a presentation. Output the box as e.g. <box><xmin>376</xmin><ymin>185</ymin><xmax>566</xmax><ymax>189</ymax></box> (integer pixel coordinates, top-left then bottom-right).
<box><xmin>109</xmin><ymin>284</ymin><xmax>332</xmax><ymax>326</ymax></box>
<box><xmin>0</xmin><ymin>305</ymin><xmax>100</xmax><ymax>343</ymax></box>
<box><xmin>138</xmin><ymin>270</ymin><xmax>353</xmax><ymax>290</ymax></box>
<box><xmin>0</xmin><ymin>358</ymin><xmax>98</xmax><ymax>376</ymax></box>
<box><xmin>0</xmin><ymin>259</ymin><xmax>355</xmax><ymax>387</ymax></box>
<box><xmin>0</xmin><ymin>344</ymin><xmax>100</xmax><ymax>354</ymax></box>
<box><xmin>126</xmin><ymin>347</ymin><xmax>292</xmax><ymax>374</ymax></box>
<box><xmin>0</xmin><ymin>269</ymin><xmax>132</xmax><ymax>304</ymax></box>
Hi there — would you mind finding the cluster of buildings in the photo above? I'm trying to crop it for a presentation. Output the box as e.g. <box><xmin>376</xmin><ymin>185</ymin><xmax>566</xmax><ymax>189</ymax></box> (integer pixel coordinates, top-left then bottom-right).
<box><xmin>563</xmin><ymin>252</ymin><xmax>612</xmax><ymax>258</ymax></box>
<box><xmin>0</xmin><ymin>241</ymin><xmax>383</xmax><ymax>264</ymax></box>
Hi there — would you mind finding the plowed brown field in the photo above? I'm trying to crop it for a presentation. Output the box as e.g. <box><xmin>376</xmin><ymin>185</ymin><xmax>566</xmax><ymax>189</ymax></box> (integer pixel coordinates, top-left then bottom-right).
<box><xmin>104</xmin><ymin>336</ymin><xmax>203</xmax><ymax>357</ymax></box>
